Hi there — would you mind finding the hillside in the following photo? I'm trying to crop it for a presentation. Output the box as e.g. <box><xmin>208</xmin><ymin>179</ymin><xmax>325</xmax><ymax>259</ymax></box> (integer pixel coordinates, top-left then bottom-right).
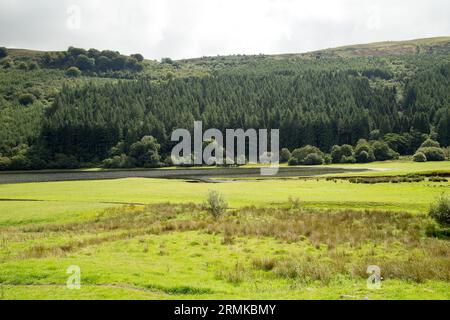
<box><xmin>180</xmin><ymin>36</ymin><xmax>450</xmax><ymax>63</ymax></box>
<box><xmin>0</xmin><ymin>37</ymin><xmax>449</xmax><ymax>170</ymax></box>
<box><xmin>303</xmin><ymin>36</ymin><xmax>450</xmax><ymax>58</ymax></box>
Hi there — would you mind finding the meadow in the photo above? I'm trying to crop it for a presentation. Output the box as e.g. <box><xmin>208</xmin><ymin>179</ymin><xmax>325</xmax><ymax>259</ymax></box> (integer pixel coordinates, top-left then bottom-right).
<box><xmin>0</xmin><ymin>160</ymin><xmax>449</xmax><ymax>299</ymax></box>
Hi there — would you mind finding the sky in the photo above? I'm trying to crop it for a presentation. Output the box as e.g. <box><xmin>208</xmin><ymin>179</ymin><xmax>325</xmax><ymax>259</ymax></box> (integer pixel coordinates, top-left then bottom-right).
<box><xmin>0</xmin><ymin>0</ymin><xmax>449</xmax><ymax>60</ymax></box>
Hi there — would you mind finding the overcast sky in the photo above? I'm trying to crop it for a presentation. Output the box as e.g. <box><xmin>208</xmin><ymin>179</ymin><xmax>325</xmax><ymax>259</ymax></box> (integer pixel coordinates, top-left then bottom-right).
<box><xmin>1</xmin><ymin>0</ymin><xmax>449</xmax><ymax>60</ymax></box>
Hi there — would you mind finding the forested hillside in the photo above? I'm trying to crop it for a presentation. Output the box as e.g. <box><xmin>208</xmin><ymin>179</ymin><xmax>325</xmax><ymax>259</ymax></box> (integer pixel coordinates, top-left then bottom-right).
<box><xmin>0</xmin><ymin>38</ymin><xmax>449</xmax><ymax>170</ymax></box>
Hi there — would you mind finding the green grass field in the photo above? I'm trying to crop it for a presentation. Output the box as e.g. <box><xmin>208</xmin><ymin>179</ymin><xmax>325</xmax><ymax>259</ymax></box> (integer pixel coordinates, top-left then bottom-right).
<box><xmin>0</xmin><ymin>160</ymin><xmax>449</xmax><ymax>299</ymax></box>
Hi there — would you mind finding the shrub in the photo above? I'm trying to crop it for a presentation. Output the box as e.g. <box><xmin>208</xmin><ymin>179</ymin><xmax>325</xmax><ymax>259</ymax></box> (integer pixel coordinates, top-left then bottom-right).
<box><xmin>66</xmin><ymin>66</ymin><xmax>81</xmax><ymax>77</ymax></box>
<box><xmin>340</xmin><ymin>155</ymin><xmax>356</xmax><ymax>163</ymax></box>
<box><xmin>0</xmin><ymin>47</ymin><xmax>7</xmax><ymax>58</ymax></box>
<box><xmin>18</xmin><ymin>93</ymin><xmax>35</xmax><ymax>105</ymax></box>
<box><xmin>102</xmin><ymin>154</ymin><xmax>135</xmax><ymax>168</ymax></box>
<box><xmin>331</xmin><ymin>144</ymin><xmax>356</xmax><ymax>163</ymax></box>
<box><xmin>303</xmin><ymin>153</ymin><xmax>324</xmax><ymax>165</ymax></box>
<box><xmin>252</xmin><ymin>257</ymin><xmax>276</xmax><ymax>271</ymax></box>
<box><xmin>330</xmin><ymin>145</ymin><xmax>342</xmax><ymax>163</ymax></box>
<box><xmin>9</xmin><ymin>154</ymin><xmax>31</xmax><ymax>170</ymax></box>
<box><xmin>356</xmin><ymin>151</ymin><xmax>370</xmax><ymax>163</ymax></box>
<box><xmin>288</xmin><ymin>196</ymin><xmax>301</xmax><ymax>209</ymax></box>
<box><xmin>1</xmin><ymin>57</ymin><xmax>13</xmax><ymax>68</ymax></box>
<box><xmin>131</xmin><ymin>53</ymin><xmax>144</xmax><ymax>62</ymax></box>
<box><xmin>413</xmin><ymin>152</ymin><xmax>427</xmax><ymax>162</ymax></box>
<box><xmin>287</xmin><ymin>157</ymin><xmax>299</xmax><ymax>166</ymax></box>
<box><xmin>429</xmin><ymin>194</ymin><xmax>450</xmax><ymax>227</ymax></box>
<box><xmin>17</xmin><ymin>62</ymin><xmax>28</xmax><ymax>70</ymax></box>
<box><xmin>355</xmin><ymin>139</ymin><xmax>375</xmax><ymax>163</ymax></box>
<box><xmin>280</xmin><ymin>148</ymin><xmax>291</xmax><ymax>163</ymax></box>
<box><xmin>420</xmin><ymin>139</ymin><xmax>440</xmax><ymax>148</ymax></box>
<box><xmin>203</xmin><ymin>190</ymin><xmax>228</xmax><ymax>219</ymax></box>
<box><xmin>444</xmin><ymin>147</ymin><xmax>450</xmax><ymax>160</ymax></box>
<box><xmin>28</xmin><ymin>61</ymin><xmax>39</xmax><ymax>70</ymax></box>
<box><xmin>0</xmin><ymin>156</ymin><xmax>12</xmax><ymax>170</ymax></box>
<box><xmin>291</xmin><ymin>145</ymin><xmax>324</xmax><ymax>164</ymax></box>
<box><xmin>324</xmin><ymin>154</ymin><xmax>332</xmax><ymax>165</ymax></box>
<box><xmin>383</xmin><ymin>133</ymin><xmax>411</xmax><ymax>155</ymax></box>
<box><xmin>340</xmin><ymin>144</ymin><xmax>354</xmax><ymax>157</ymax></box>
<box><xmin>75</xmin><ymin>54</ymin><xmax>95</xmax><ymax>70</ymax></box>
<box><xmin>425</xmin><ymin>221</ymin><xmax>450</xmax><ymax>239</ymax></box>
<box><xmin>372</xmin><ymin>141</ymin><xmax>399</xmax><ymax>161</ymax></box>
<box><xmin>164</xmin><ymin>155</ymin><xmax>174</xmax><ymax>167</ymax></box>
<box><xmin>369</xmin><ymin>129</ymin><xmax>381</xmax><ymax>140</ymax></box>
<box><xmin>129</xmin><ymin>136</ymin><xmax>161</xmax><ymax>168</ymax></box>
<box><xmin>417</xmin><ymin>147</ymin><xmax>445</xmax><ymax>161</ymax></box>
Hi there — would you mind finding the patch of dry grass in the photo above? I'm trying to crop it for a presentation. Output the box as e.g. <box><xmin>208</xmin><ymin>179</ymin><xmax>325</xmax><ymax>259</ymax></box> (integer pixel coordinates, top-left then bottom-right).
<box><xmin>1</xmin><ymin>202</ymin><xmax>449</xmax><ymax>284</ymax></box>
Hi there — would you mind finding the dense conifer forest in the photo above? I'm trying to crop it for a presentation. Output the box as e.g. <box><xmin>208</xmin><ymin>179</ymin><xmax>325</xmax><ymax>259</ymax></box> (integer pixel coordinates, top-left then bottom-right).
<box><xmin>0</xmin><ymin>37</ymin><xmax>449</xmax><ymax>169</ymax></box>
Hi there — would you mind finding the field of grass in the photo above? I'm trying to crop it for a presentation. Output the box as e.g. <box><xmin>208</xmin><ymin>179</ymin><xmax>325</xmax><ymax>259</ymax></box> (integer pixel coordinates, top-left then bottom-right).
<box><xmin>0</xmin><ymin>204</ymin><xmax>449</xmax><ymax>300</ymax></box>
<box><xmin>0</xmin><ymin>160</ymin><xmax>449</xmax><ymax>299</ymax></box>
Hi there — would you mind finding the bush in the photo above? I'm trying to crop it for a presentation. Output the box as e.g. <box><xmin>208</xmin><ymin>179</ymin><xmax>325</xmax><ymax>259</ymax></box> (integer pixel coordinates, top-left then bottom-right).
<box><xmin>429</xmin><ymin>194</ymin><xmax>450</xmax><ymax>227</ymax></box>
<box><xmin>131</xmin><ymin>53</ymin><xmax>144</xmax><ymax>62</ymax></box>
<box><xmin>341</xmin><ymin>155</ymin><xmax>356</xmax><ymax>163</ymax></box>
<box><xmin>331</xmin><ymin>144</ymin><xmax>356</xmax><ymax>163</ymax></box>
<box><xmin>17</xmin><ymin>62</ymin><xmax>29</xmax><ymax>70</ymax></box>
<box><xmin>356</xmin><ymin>151</ymin><xmax>370</xmax><ymax>163</ymax></box>
<box><xmin>0</xmin><ymin>47</ymin><xmax>7</xmax><ymax>58</ymax></box>
<box><xmin>102</xmin><ymin>154</ymin><xmax>135</xmax><ymax>168</ymax></box>
<box><xmin>280</xmin><ymin>148</ymin><xmax>291</xmax><ymax>163</ymax></box>
<box><xmin>9</xmin><ymin>154</ymin><xmax>31</xmax><ymax>170</ymax></box>
<box><xmin>372</xmin><ymin>141</ymin><xmax>399</xmax><ymax>161</ymax></box>
<box><xmin>330</xmin><ymin>145</ymin><xmax>342</xmax><ymax>163</ymax></box>
<box><xmin>417</xmin><ymin>147</ymin><xmax>445</xmax><ymax>161</ymax></box>
<box><xmin>444</xmin><ymin>147</ymin><xmax>450</xmax><ymax>160</ymax></box>
<box><xmin>340</xmin><ymin>144</ymin><xmax>354</xmax><ymax>157</ymax></box>
<box><xmin>28</xmin><ymin>61</ymin><xmax>39</xmax><ymax>70</ymax></box>
<box><xmin>324</xmin><ymin>154</ymin><xmax>332</xmax><ymax>165</ymax></box>
<box><xmin>203</xmin><ymin>190</ymin><xmax>228</xmax><ymax>219</ymax></box>
<box><xmin>420</xmin><ymin>139</ymin><xmax>440</xmax><ymax>148</ymax></box>
<box><xmin>355</xmin><ymin>139</ymin><xmax>375</xmax><ymax>163</ymax></box>
<box><xmin>287</xmin><ymin>157</ymin><xmax>299</xmax><ymax>166</ymax></box>
<box><xmin>303</xmin><ymin>153</ymin><xmax>324</xmax><ymax>165</ymax></box>
<box><xmin>75</xmin><ymin>54</ymin><xmax>95</xmax><ymax>70</ymax></box>
<box><xmin>66</xmin><ymin>66</ymin><xmax>81</xmax><ymax>77</ymax></box>
<box><xmin>0</xmin><ymin>156</ymin><xmax>12</xmax><ymax>170</ymax></box>
<box><xmin>413</xmin><ymin>152</ymin><xmax>427</xmax><ymax>162</ymax></box>
<box><xmin>369</xmin><ymin>129</ymin><xmax>381</xmax><ymax>140</ymax></box>
<box><xmin>1</xmin><ymin>57</ymin><xmax>13</xmax><ymax>68</ymax></box>
<box><xmin>164</xmin><ymin>155</ymin><xmax>174</xmax><ymax>167</ymax></box>
<box><xmin>291</xmin><ymin>145</ymin><xmax>323</xmax><ymax>164</ymax></box>
<box><xmin>129</xmin><ymin>136</ymin><xmax>161</xmax><ymax>168</ymax></box>
<box><xmin>425</xmin><ymin>221</ymin><xmax>450</xmax><ymax>239</ymax></box>
<box><xmin>18</xmin><ymin>93</ymin><xmax>35</xmax><ymax>105</ymax></box>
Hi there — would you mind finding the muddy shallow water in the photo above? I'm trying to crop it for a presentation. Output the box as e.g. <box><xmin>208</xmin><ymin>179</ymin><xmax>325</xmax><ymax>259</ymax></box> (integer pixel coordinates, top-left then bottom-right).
<box><xmin>0</xmin><ymin>166</ymin><xmax>370</xmax><ymax>184</ymax></box>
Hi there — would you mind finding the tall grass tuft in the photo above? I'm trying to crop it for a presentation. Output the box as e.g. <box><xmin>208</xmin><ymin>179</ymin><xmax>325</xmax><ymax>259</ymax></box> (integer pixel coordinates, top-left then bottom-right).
<box><xmin>203</xmin><ymin>190</ymin><xmax>228</xmax><ymax>219</ymax></box>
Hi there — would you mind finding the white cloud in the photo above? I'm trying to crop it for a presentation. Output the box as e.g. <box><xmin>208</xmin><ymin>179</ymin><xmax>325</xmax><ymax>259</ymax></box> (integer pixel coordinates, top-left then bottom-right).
<box><xmin>0</xmin><ymin>0</ymin><xmax>449</xmax><ymax>59</ymax></box>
